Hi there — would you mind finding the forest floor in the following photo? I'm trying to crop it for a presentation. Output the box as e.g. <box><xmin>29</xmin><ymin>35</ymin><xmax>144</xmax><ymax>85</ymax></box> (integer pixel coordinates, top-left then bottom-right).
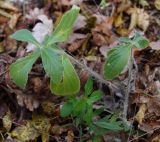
<box><xmin>0</xmin><ymin>0</ymin><xmax>160</xmax><ymax>142</ymax></box>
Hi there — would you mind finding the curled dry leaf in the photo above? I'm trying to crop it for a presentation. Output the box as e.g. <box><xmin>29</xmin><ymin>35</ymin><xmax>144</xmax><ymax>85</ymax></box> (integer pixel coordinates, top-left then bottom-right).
<box><xmin>2</xmin><ymin>111</ymin><xmax>12</xmax><ymax>132</ymax></box>
<box><xmin>26</xmin><ymin>14</ymin><xmax>53</xmax><ymax>52</ymax></box>
<box><xmin>74</xmin><ymin>15</ymin><xmax>86</xmax><ymax>31</ymax></box>
<box><xmin>25</xmin><ymin>8</ymin><xmax>44</xmax><ymax>20</ymax></box>
<box><xmin>135</xmin><ymin>104</ymin><xmax>147</xmax><ymax>124</ymax></box>
<box><xmin>41</xmin><ymin>101</ymin><xmax>55</xmax><ymax>116</ymax></box>
<box><xmin>151</xmin><ymin>134</ymin><xmax>160</xmax><ymax>142</ymax></box>
<box><xmin>31</xmin><ymin>77</ymin><xmax>42</xmax><ymax>94</ymax></box>
<box><xmin>11</xmin><ymin>122</ymin><xmax>40</xmax><ymax>142</ymax></box>
<box><xmin>0</xmin><ymin>1</ymin><xmax>19</xmax><ymax>11</ymax></box>
<box><xmin>59</xmin><ymin>0</ymin><xmax>83</xmax><ymax>6</ymax></box>
<box><xmin>11</xmin><ymin>115</ymin><xmax>51</xmax><ymax>142</ymax></box>
<box><xmin>14</xmin><ymin>90</ymin><xmax>39</xmax><ymax>111</ymax></box>
<box><xmin>114</xmin><ymin>12</ymin><xmax>124</xmax><ymax>28</ymax></box>
<box><xmin>68</xmin><ymin>33</ymin><xmax>86</xmax><ymax>44</ymax></box>
<box><xmin>9</xmin><ymin>13</ymin><xmax>21</xmax><ymax>29</ymax></box>
<box><xmin>127</xmin><ymin>7</ymin><xmax>149</xmax><ymax>31</ymax></box>
<box><xmin>51</xmin><ymin>125</ymin><xmax>67</xmax><ymax>135</ymax></box>
<box><xmin>68</xmin><ymin>39</ymin><xmax>84</xmax><ymax>52</ymax></box>
<box><xmin>65</xmin><ymin>131</ymin><xmax>74</xmax><ymax>142</ymax></box>
<box><xmin>155</xmin><ymin>0</ymin><xmax>160</xmax><ymax>10</ymax></box>
<box><xmin>149</xmin><ymin>41</ymin><xmax>160</xmax><ymax>50</ymax></box>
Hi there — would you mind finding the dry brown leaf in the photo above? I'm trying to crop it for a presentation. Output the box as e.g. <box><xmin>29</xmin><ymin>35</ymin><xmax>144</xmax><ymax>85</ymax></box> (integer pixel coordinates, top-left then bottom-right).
<box><xmin>74</xmin><ymin>15</ymin><xmax>86</xmax><ymax>31</ymax></box>
<box><xmin>68</xmin><ymin>39</ymin><xmax>84</xmax><ymax>52</ymax></box>
<box><xmin>51</xmin><ymin>125</ymin><xmax>67</xmax><ymax>135</ymax></box>
<box><xmin>65</xmin><ymin>131</ymin><xmax>74</xmax><ymax>142</ymax></box>
<box><xmin>135</xmin><ymin>104</ymin><xmax>147</xmax><ymax>124</ymax></box>
<box><xmin>150</xmin><ymin>41</ymin><xmax>160</xmax><ymax>50</ymax></box>
<box><xmin>14</xmin><ymin>90</ymin><xmax>39</xmax><ymax>111</ymax></box>
<box><xmin>41</xmin><ymin>101</ymin><xmax>55</xmax><ymax>116</ymax></box>
<box><xmin>114</xmin><ymin>12</ymin><xmax>124</xmax><ymax>27</ymax></box>
<box><xmin>127</xmin><ymin>7</ymin><xmax>149</xmax><ymax>31</ymax></box>
<box><xmin>31</xmin><ymin>77</ymin><xmax>42</xmax><ymax>94</ymax></box>
<box><xmin>151</xmin><ymin>134</ymin><xmax>160</xmax><ymax>142</ymax></box>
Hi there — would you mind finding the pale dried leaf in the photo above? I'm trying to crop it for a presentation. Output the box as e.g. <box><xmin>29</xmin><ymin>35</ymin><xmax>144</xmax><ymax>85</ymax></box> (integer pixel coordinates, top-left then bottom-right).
<box><xmin>3</xmin><ymin>111</ymin><xmax>12</xmax><ymax>132</ymax></box>
<box><xmin>151</xmin><ymin>134</ymin><xmax>160</xmax><ymax>142</ymax></box>
<box><xmin>155</xmin><ymin>0</ymin><xmax>160</xmax><ymax>10</ymax></box>
<box><xmin>135</xmin><ymin>104</ymin><xmax>147</xmax><ymax>124</ymax></box>
<box><xmin>15</xmin><ymin>90</ymin><xmax>39</xmax><ymax>111</ymax></box>
<box><xmin>0</xmin><ymin>1</ymin><xmax>18</xmax><ymax>11</ymax></box>
<box><xmin>149</xmin><ymin>41</ymin><xmax>160</xmax><ymax>50</ymax></box>
<box><xmin>25</xmin><ymin>8</ymin><xmax>44</xmax><ymax>20</ymax></box>
<box><xmin>127</xmin><ymin>7</ymin><xmax>149</xmax><ymax>31</ymax></box>
<box><xmin>74</xmin><ymin>15</ymin><xmax>86</xmax><ymax>31</ymax></box>
<box><xmin>26</xmin><ymin>15</ymin><xmax>53</xmax><ymax>52</ymax></box>
<box><xmin>11</xmin><ymin>122</ymin><xmax>39</xmax><ymax>142</ymax></box>
<box><xmin>9</xmin><ymin>13</ymin><xmax>21</xmax><ymax>29</ymax></box>
<box><xmin>65</xmin><ymin>131</ymin><xmax>74</xmax><ymax>142</ymax></box>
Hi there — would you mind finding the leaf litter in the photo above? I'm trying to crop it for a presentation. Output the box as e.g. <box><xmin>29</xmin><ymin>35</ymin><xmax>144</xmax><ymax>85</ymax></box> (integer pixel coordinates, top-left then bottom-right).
<box><xmin>0</xmin><ymin>0</ymin><xmax>160</xmax><ymax>141</ymax></box>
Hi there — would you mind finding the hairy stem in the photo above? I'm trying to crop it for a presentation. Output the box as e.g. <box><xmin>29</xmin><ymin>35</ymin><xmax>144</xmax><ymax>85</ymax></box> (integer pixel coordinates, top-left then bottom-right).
<box><xmin>68</xmin><ymin>54</ymin><xmax>119</xmax><ymax>91</ymax></box>
<box><xmin>123</xmin><ymin>49</ymin><xmax>134</xmax><ymax>119</ymax></box>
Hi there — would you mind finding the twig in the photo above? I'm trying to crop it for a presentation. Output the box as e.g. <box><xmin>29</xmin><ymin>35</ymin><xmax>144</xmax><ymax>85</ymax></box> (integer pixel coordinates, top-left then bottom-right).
<box><xmin>68</xmin><ymin>54</ymin><xmax>119</xmax><ymax>91</ymax></box>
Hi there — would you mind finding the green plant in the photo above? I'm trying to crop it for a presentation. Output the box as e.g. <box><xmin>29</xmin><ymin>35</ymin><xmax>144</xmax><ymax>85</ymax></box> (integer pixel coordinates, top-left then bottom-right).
<box><xmin>104</xmin><ymin>33</ymin><xmax>149</xmax><ymax>80</ymax></box>
<box><xmin>60</xmin><ymin>77</ymin><xmax>128</xmax><ymax>140</ymax></box>
<box><xmin>9</xmin><ymin>5</ymin><xmax>80</xmax><ymax>96</ymax></box>
<box><xmin>60</xmin><ymin>77</ymin><xmax>104</xmax><ymax>125</ymax></box>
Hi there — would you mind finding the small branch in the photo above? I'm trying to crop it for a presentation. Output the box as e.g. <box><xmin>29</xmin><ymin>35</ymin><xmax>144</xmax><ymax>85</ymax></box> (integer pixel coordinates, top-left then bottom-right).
<box><xmin>123</xmin><ymin>49</ymin><xmax>134</xmax><ymax>119</ymax></box>
<box><xmin>68</xmin><ymin>54</ymin><xmax>119</xmax><ymax>91</ymax></box>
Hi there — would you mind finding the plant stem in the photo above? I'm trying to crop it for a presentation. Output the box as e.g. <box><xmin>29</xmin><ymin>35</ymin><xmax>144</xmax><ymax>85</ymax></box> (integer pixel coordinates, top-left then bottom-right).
<box><xmin>123</xmin><ymin>49</ymin><xmax>134</xmax><ymax>119</ymax></box>
<box><xmin>68</xmin><ymin>54</ymin><xmax>119</xmax><ymax>91</ymax></box>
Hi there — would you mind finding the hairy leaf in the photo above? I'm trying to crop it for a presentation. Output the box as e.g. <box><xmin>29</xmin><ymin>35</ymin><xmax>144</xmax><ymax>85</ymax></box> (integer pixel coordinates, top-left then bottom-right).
<box><xmin>10</xmin><ymin>49</ymin><xmax>40</xmax><ymax>88</ymax></box>
<box><xmin>41</xmin><ymin>47</ymin><xmax>63</xmax><ymax>84</ymax></box>
<box><xmin>95</xmin><ymin>121</ymin><xmax>123</xmax><ymax>131</ymax></box>
<box><xmin>50</xmin><ymin>55</ymin><xmax>80</xmax><ymax>96</ymax></box>
<box><xmin>87</xmin><ymin>90</ymin><xmax>103</xmax><ymax>104</ymax></box>
<box><xmin>47</xmin><ymin>5</ymin><xmax>80</xmax><ymax>45</ymax></box>
<box><xmin>104</xmin><ymin>45</ymin><xmax>131</xmax><ymax>80</ymax></box>
<box><xmin>60</xmin><ymin>102</ymin><xmax>73</xmax><ymax>117</ymax></box>
<box><xmin>84</xmin><ymin>77</ymin><xmax>93</xmax><ymax>96</ymax></box>
<box><xmin>132</xmin><ymin>33</ymin><xmax>149</xmax><ymax>49</ymax></box>
<box><xmin>10</xmin><ymin>29</ymin><xmax>41</xmax><ymax>47</ymax></box>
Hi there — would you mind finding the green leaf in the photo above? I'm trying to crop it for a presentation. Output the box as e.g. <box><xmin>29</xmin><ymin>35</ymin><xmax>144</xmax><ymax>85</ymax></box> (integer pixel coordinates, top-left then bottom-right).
<box><xmin>50</xmin><ymin>55</ymin><xmax>80</xmax><ymax>96</ymax></box>
<box><xmin>104</xmin><ymin>45</ymin><xmax>131</xmax><ymax>80</ymax></box>
<box><xmin>10</xmin><ymin>49</ymin><xmax>40</xmax><ymax>88</ymax></box>
<box><xmin>84</xmin><ymin>106</ymin><xmax>93</xmax><ymax>125</ymax></box>
<box><xmin>47</xmin><ymin>5</ymin><xmax>80</xmax><ymax>45</ymax></box>
<box><xmin>60</xmin><ymin>102</ymin><xmax>73</xmax><ymax>117</ymax></box>
<box><xmin>84</xmin><ymin>77</ymin><xmax>93</xmax><ymax>96</ymax></box>
<box><xmin>119</xmin><ymin>37</ymin><xmax>132</xmax><ymax>43</ymax></box>
<box><xmin>73</xmin><ymin>99</ymin><xmax>86</xmax><ymax>116</ymax></box>
<box><xmin>132</xmin><ymin>33</ymin><xmax>149</xmax><ymax>49</ymax></box>
<box><xmin>94</xmin><ymin>121</ymin><xmax>123</xmax><ymax>131</ymax></box>
<box><xmin>41</xmin><ymin>47</ymin><xmax>63</xmax><ymax>84</ymax></box>
<box><xmin>10</xmin><ymin>29</ymin><xmax>40</xmax><ymax>47</ymax></box>
<box><xmin>87</xmin><ymin>90</ymin><xmax>103</xmax><ymax>105</ymax></box>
